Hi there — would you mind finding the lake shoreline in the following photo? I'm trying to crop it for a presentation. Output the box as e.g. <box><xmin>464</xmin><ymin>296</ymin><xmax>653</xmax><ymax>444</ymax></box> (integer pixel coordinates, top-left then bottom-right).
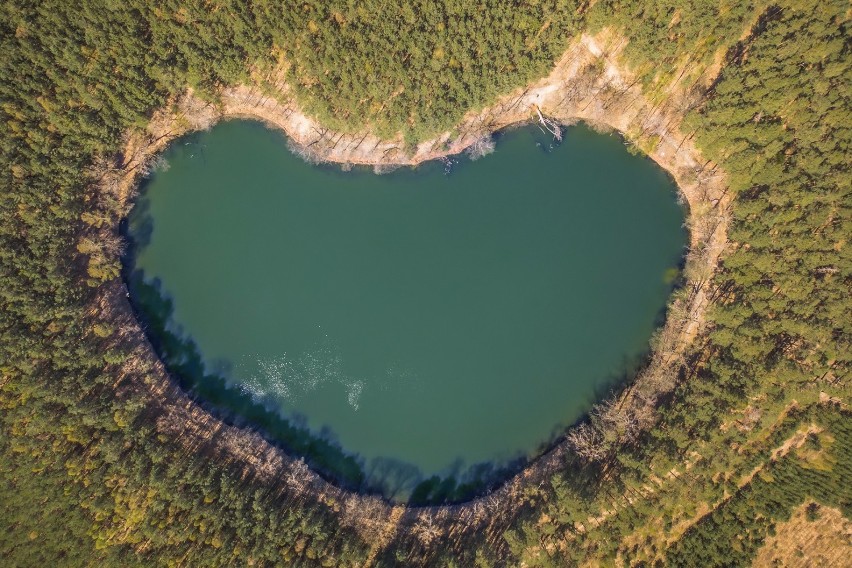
<box><xmin>123</xmin><ymin>120</ymin><xmax>686</xmax><ymax>503</ymax></box>
<box><xmin>85</xmin><ymin>29</ymin><xmax>731</xmax><ymax>559</ymax></box>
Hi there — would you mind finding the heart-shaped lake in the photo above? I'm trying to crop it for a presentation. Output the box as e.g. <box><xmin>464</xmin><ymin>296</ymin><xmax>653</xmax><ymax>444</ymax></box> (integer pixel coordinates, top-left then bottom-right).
<box><xmin>125</xmin><ymin>120</ymin><xmax>686</xmax><ymax>502</ymax></box>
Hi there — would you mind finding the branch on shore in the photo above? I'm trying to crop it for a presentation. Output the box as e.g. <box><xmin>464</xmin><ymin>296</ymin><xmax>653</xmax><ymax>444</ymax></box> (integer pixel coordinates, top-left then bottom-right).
<box><xmin>532</xmin><ymin>105</ymin><xmax>562</xmax><ymax>141</ymax></box>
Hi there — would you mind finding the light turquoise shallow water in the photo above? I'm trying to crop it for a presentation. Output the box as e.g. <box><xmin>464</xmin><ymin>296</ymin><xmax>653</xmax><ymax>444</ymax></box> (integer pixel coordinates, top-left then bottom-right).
<box><xmin>126</xmin><ymin>120</ymin><xmax>686</xmax><ymax>500</ymax></box>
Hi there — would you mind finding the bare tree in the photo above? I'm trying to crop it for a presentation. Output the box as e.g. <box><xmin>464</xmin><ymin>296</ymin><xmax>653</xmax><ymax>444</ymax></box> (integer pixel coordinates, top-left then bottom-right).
<box><xmin>532</xmin><ymin>105</ymin><xmax>562</xmax><ymax>141</ymax></box>
<box><xmin>567</xmin><ymin>422</ymin><xmax>608</xmax><ymax>462</ymax></box>
<box><xmin>466</xmin><ymin>133</ymin><xmax>496</xmax><ymax>160</ymax></box>
<box><xmin>567</xmin><ymin>399</ymin><xmax>641</xmax><ymax>463</ymax></box>
<box><xmin>413</xmin><ymin>514</ymin><xmax>441</xmax><ymax>546</ymax></box>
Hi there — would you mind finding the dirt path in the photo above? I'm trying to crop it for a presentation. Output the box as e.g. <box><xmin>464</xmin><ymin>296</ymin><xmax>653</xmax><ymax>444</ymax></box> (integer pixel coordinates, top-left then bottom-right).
<box><xmin>663</xmin><ymin>423</ymin><xmax>824</xmax><ymax>548</ymax></box>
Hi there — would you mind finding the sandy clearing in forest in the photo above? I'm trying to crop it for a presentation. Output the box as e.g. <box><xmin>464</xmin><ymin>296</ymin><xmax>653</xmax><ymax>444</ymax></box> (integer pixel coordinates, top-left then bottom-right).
<box><xmin>754</xmin><ymin>502</ymin><xmax>852</xmax><ymax>568</ymax></box>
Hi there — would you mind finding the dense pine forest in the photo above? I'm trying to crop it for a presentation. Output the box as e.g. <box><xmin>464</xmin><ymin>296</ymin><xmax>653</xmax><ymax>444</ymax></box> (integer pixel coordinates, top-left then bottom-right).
<box><xmin>1</xmin><ymin>0</ymin><xmax>849</xmax><ymax>566</ymax></box>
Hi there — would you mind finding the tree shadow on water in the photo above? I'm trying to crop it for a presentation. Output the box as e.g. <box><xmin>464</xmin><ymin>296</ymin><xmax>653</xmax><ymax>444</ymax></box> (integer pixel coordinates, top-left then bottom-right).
<box><xmin>122</xmin><ymin>266</ymin><xmax>368</xmax><ymax>490</ymax></box>
<box><xmin>121</xmin><ymin>209</ymin><xmax>583</xmax><ymax>502</ymax></box>
<box><xmin>124</xmin><ymin>196</ymin><xmax>154</xmax><ymax>250</ymax></box>
<box><xmin>122</xmin><ymin>263</ymin><xmax>682</xmax><ymax>504</ymax></box>
<box><xmin>364</xmin><ymin>457</ymin><xmax>422</xmax><ymax>501</ymax></box>
<box><xmin>402</xmin><ymin>456</ymin><xmax>532</xmax><ymax>506</ymax></box>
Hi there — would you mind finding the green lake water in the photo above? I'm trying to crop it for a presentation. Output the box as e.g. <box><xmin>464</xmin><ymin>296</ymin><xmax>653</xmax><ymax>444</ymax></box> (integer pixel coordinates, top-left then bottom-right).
<box><xmin>125</xmin><ymin>120</ymin><xmax>686</xmax><ymax>501</ymax></box>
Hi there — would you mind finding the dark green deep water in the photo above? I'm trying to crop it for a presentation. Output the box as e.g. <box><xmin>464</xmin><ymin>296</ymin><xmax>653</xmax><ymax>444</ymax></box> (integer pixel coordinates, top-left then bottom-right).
<box><xmin>125</xmin><ymin>120</ymin><xmax>686</xmax><ymax>501</ymax></box>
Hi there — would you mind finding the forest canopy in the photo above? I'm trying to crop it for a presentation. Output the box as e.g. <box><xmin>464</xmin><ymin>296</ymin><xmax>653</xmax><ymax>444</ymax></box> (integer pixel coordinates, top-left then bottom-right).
<box><xmin>1</xmin><ymin>0</ymin><xmax>849</xmax><ymax>566</ymax></box>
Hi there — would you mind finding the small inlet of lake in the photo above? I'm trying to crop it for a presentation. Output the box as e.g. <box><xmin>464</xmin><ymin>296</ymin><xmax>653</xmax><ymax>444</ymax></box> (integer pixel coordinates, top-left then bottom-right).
<box><xmin>124</xmin><ymin>120</ymin><xmax>687</xmax><ymax>503</ymax></box>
